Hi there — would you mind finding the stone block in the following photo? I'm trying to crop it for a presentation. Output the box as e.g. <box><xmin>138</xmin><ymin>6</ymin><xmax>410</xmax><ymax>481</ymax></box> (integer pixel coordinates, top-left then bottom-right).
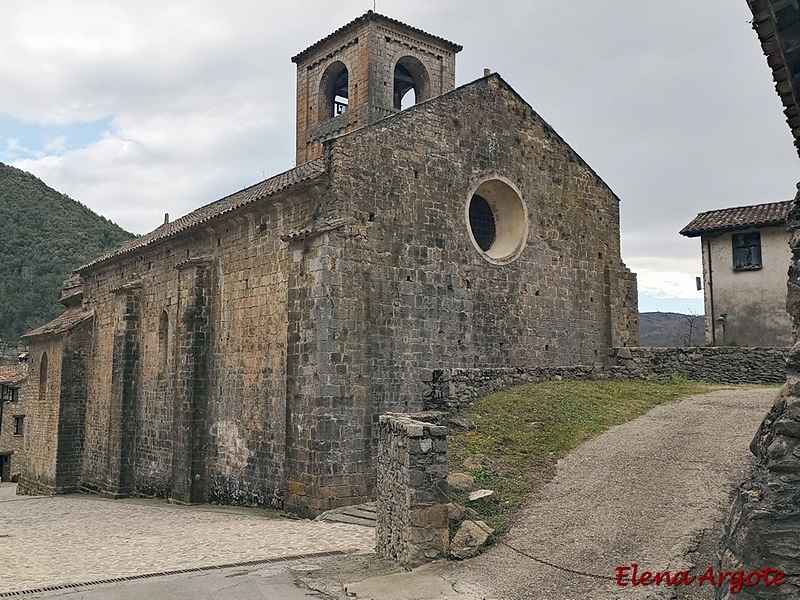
<box><xmin>775</xmin><ymin>418</ymin><xmax>800</xmax><ymax>438</ymax></box>
<box><xmin>409</xmin><ymin>508</ymin><xmax>428</xmax><ymax>527</ymax></box>
<box><xmin>468</xmin><ymin>489</ymin><xmax>496</xmax><ymax>503</ymax></box>
<box><xmin>426</xmin><ymin>503</ymin><xmax>449</xmax><ymax>528</ymax></box>
<box><xmin>450</xmin><ymin>520</ymin><xmax>493</xmax><ymax>559</ymax></box>
<box><xmin>447</xmin><ymin>472</ymin><xmax>476</xmax><ymax>493</ymax></box>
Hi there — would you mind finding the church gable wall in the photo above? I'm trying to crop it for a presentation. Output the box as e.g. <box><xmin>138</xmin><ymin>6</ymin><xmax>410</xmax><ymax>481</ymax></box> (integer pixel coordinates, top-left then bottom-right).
<box><xmin>281</xmin><ymin>75</ymin><xmax>637</xmax><ymax>514</ymax></box>
<box><xmin>327</xmin><ymin>75</ymin><xmax>634</xmax><ymax>415</ymax></box>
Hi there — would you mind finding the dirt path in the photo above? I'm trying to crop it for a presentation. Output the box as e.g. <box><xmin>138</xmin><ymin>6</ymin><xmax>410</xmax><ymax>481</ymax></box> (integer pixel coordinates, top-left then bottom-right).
<box><xmin>431</xmin><ymin>387</ymin><xmax>774</xmax><ymax>600</ymax></box>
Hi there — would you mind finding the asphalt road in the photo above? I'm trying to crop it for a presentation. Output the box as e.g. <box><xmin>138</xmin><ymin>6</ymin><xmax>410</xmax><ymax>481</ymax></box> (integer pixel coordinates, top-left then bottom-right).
<box><xmin>13</xmin><ymin>564</ymin><xmax>331</xmax><ymax>600</ymax></box>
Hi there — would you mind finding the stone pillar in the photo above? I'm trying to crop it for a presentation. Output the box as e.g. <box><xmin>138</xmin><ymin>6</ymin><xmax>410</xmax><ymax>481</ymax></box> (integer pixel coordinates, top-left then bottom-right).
<box><xmin>55</xmin><ymin>324</ymin><xmax>91</xmax><ymax>491</ymax></box>
<box><xmin>284</xmin><ymin>232</ymin><xmax>373</xmax><ymax>517</ymax></box>
<box><xmin>171</xmin><ymin>257</ymin><xmax>214</xmax><ymax>504</ymax></box>
<box><xmin>107</xmin><ymin>281</ymin><xmax>142</xmax><ymax>497</ymax></box>
<box><xmin>376</xmin><ymin>413</ymin><xmax>449</xmax><ymax>569</ymax></box>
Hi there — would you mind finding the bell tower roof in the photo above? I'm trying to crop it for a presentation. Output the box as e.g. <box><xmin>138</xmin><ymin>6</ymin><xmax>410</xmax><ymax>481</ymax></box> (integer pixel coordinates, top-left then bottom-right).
<box><xmin>291</xmin><ymin>11</ymin><xmax>462</xmax><ymax>64</ymax></box>
<box><xmin>291</xmin><ymin>11</ymin><xmax>462</xmax><ymax>165</ymax></box>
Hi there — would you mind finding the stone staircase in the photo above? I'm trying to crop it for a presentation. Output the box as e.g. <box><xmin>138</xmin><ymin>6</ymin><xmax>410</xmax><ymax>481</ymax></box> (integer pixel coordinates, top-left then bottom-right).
<box><xmin>314</xmin><ymin>502</ymin><xmax>376</xmax><ymax>527</ymax></box>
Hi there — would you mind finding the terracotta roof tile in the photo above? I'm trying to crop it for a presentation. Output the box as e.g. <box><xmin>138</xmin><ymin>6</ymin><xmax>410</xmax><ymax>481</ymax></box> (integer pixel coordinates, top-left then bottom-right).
<box><xmin>77</xmin><ymin>158</ymin><xmax>326</xmax><ymax>272</ymax></box>
<box><xmin>21</xmin><ymin>309</ymin><xmax>94</xmax><ymax>340</ymax></box>
<box><xmin>747</xmin><ymin>1</ymin><xmax>800</xmax><ymax>157</ymax></box>
<box><xmin>680</xmin><ymin>200</ymin><xmax>792</xmax><ymax>237</ymax></box>
<box><xmin>291</xmin><ymin>11</ymin><xmax>462</xmax><ymax>64</ymax></box>
<box><xmin>0</xmin><ymin>366</ymin><xmax>25</xmax><ymax>386</ymax></box>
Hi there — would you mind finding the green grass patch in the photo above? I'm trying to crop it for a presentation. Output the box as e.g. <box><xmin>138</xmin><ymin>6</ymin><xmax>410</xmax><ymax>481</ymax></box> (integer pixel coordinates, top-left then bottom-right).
<box><xmin>447</xmin><ymin>377</ymin><xmax>731</xmax><ymax>532</ymax></box>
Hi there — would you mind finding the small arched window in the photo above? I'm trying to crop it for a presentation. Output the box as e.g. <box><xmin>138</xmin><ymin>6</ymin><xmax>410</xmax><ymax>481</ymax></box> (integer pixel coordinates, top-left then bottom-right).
<box><xmin>39</xmin><ymin>352</ymin><xmax>48</xmax><ymax>400</ymax></box>
<box><xmin>158</xmin><ymin>310</ymin><xmax>169</xmax><ymax>379</ymax></box>
<box><xmin>319</xmin><ymin>61</ymin><xmax>349</xmax><ymax>120</ymax></box>
<box><xmin>393</xmin><ymin>57</ymin><xmax>430</xmax><ymax>110</ymax></box>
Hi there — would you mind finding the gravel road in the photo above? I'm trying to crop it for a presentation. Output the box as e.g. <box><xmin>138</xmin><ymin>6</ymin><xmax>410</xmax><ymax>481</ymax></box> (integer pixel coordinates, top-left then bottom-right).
<box><xmin>435</xmin><ymin>387</ymin><xmax>776</xmax><ymax>600</ymax></box>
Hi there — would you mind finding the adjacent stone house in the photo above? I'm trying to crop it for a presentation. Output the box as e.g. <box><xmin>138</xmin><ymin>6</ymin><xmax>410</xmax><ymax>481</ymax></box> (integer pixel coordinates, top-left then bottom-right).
<box><xmin>0</xmin><ymin>364</ymin><xmax>26</xmax><ymax>482</ymax></box>
<box><xmin>680</xmin><ymin>200</ymin><xmax>792</xmax><ymax>346</ymax></box>
<box><xmin>18</xmin><ymin>12</ymin><xmax>638</xmax><ymax>516</ymax></box>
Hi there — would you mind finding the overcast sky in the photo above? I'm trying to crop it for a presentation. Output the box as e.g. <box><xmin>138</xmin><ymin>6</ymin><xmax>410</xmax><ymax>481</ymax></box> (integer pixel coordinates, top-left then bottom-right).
<box><xmin>2</xmin><ymin>0</ymin><xmax>799</xmax><ymax>313</ymax></box>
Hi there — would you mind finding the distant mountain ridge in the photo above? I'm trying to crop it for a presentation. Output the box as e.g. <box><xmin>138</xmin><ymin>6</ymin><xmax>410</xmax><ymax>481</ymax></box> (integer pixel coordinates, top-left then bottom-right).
<box><xmin>0</xmin><ymin>163</ymin><xmax>135</xmax><ymax>342</ymax></box>
<box><xmin>639</xmin><ymin>311</ymin><xmax>706</xmax><ymax>347</ymax></box>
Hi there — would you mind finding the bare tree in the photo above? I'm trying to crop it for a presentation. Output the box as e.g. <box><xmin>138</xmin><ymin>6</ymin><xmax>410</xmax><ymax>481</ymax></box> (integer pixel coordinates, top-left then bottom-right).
<box><xmin>675</xmin><ymin>308</ymin><xmax>703</xmax><ymax>347</ymax></box>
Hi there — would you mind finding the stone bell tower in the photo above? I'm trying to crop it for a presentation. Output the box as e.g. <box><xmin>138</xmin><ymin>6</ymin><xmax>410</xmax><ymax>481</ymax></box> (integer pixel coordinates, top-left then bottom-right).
<box><xmin>291</xmin><ymin>11</ymin><xmax>462</xmax><ymax>165</ymax></box>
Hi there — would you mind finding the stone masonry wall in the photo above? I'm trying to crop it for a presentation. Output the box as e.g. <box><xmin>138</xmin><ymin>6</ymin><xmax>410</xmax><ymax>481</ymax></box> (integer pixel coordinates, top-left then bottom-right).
<box><xmin>286</xmin><ymin>75</ymin><xmax>640</xmax><ymax>512</ymax></box>
<box><xmin>328</xmin><ymin>75</ymin><xmax>638</xmax><ymax>417</ymax></box>
<box><xmin>54</xmin><ymin>322</ymin><xmax>91</xmax><ymax>491</ymax></box>
<box><xmin>376</xmin><ymin>412</ymin><xmax>449</xmax><ymax>569</ymax></box>
<box><xmin>0</xmin><ymin>343</ymin><xmax>26</xmax><ymax>366</ymax></box>
<box><xmin>0</xmin><ymin>385</ymin><xmax>26</xmax><ymax>480</ymax></box>
<box><xmin>608</xmin><ymin>347</ymin><xmax>788</xmax><ymax>384</ymax></box>
<box><xmin>18</xmin><ymin>340</ymin><xmax>63</xmax><ymax>494</ymax></box>
<box><xmin>77</xmin><ymin>181</ymin><xmax>317</xmax><ymax>507</ymax></box>
<box><xmin>423</xmin><ymin>347</ymin><xmax>789</xmax><ymax>414</ymax></box>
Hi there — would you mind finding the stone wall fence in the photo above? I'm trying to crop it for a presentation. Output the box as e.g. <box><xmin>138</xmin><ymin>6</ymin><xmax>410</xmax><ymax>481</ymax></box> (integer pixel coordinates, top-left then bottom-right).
<box><xmin>422</xmin><ymin>347</ymin><xmax>789</xmax><ymax>414</ymax></box>
<box><xmin>376</xmin><ymin>412</ymin><xmax>449</xmax><ymax>569</ymax></box>
<box><xmin>609</xmin><ymin>346</ymin><xmax>788</xmax><ymax>384</ymax></box>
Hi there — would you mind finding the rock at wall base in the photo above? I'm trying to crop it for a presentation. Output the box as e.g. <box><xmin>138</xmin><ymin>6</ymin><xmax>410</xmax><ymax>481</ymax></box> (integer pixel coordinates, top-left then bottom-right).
<box><xmin>450</xmin><ymin>520</ymin><xmax>493</xmax><ymax>559</ymax></box>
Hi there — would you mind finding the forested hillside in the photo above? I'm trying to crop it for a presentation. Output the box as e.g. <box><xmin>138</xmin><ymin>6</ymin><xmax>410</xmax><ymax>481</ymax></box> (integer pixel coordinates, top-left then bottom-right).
<box><xmin>0</xmin><ymin>163</ymin><xmax>135</xmax><ymax>342</ymax></box>
<box><xmin>639</xmin><ymin>311</ymin><xmax>706</xmax><ymax>347</ymax></box>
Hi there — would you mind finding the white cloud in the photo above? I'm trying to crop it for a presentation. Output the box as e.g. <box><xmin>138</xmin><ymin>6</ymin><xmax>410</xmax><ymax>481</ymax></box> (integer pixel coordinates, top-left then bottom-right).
<box><xmin>6</xmin><ymin>138</ymin><xmax>22</xmax><ymax>154</ymax></box>
<box><xmin>43</xmin><ymin>136</ymin><xmax>66</xmax><ymax>154</ymax></box>
<box><xmin>626</xmin><ymin>257</ymin><xmax>704</xmax><ymax>301</ymax></box>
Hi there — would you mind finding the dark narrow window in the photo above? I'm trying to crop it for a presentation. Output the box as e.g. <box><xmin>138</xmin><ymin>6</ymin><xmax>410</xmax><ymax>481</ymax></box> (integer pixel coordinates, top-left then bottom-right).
<box><xmin>732</xmin><ymin>232</ymin><xmax>762</xmax><ymax>270</ymax></box>
<box><xmin>158</xmin><ymin>310</ymin><xmax>169</xmax><ymax>379</ymax></box>
<box><xmin>13</xmin><ymin>416</ymin><xmax>24</xmax><ymax>436</ymax></box>
<box><xmin>469</xmin><ymin>194</ymin><xmax>496</xmax><ymax>251</ymax></box>
<box><xmin>39</xmin><ymin>352</ymin><xmax>48</xmax><ymax>400</ymax></box>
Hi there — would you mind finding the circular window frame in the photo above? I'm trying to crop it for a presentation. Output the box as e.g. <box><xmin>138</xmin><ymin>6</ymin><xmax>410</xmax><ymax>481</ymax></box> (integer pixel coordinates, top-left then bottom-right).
<box><xmin>465</xmin><ymin>176</ymin><xmax>528</xmax><ymax>265</ymax></box>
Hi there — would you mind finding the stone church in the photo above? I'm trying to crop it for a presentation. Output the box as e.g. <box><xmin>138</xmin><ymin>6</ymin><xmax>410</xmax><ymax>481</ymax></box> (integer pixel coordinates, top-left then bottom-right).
<box><xmin>18</xmin><ymin>12</ymin><xmax>638</xmax><ymax>516</ymax></box>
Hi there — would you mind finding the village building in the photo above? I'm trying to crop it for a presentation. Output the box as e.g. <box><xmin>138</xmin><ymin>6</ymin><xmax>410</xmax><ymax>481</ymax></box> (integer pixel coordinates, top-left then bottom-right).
<box><xmin>0</xmin><ymin>364</ymin><xmax>27</xmax><ymax>482</ymax></box>
<box><xmin>17</xmin><ymin>12</ymin><xmax>638</xmax><ymax>516</ymax></box>
<box><xmin>681</xmin><ymin>200</ymin><xmax>792</xmax><ymax>347</ymax></box>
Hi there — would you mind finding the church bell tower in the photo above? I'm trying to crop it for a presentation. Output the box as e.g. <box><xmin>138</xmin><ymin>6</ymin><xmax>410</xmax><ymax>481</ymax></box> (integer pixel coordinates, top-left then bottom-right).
<box><xmin>291</xmin><ymin>11</ymin><xmax>462</xmax><ymax>165</ymax></box>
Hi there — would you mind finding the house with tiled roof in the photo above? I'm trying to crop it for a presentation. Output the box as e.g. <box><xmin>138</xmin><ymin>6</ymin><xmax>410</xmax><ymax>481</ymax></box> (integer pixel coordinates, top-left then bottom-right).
<box><xmin>681</xmin><ymin>200</ymin><xmax>792</xmax><ymax>346</ymax></box>
<box><xmin>0</xmin><ymin>363</ymin><xmax>27</xmax><ymax>481</ymax></box>
<box><xmin>17</xmin><ymin>12</ymin><xmax>638</xmax><ymax>515</ymax></box>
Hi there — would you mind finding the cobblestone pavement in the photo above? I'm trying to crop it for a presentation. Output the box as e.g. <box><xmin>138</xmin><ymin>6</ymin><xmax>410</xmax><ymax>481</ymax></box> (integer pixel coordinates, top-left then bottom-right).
<box><xmin>0</xmin><ymin>486</ymin><xmax>374</xmax><ymax>595</ymax></box>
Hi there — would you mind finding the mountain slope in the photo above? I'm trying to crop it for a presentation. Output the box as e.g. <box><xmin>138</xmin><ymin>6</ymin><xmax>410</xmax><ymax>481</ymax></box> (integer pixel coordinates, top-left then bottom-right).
<box><xmin>0</xmin><ymin>163</ymin><xmax>135</xmax><ymax>342</ymax></box>
<box><xmin>639</xmin><ymin>311</ymin><xmax>706</xmax><ymax>347</ymax></box>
